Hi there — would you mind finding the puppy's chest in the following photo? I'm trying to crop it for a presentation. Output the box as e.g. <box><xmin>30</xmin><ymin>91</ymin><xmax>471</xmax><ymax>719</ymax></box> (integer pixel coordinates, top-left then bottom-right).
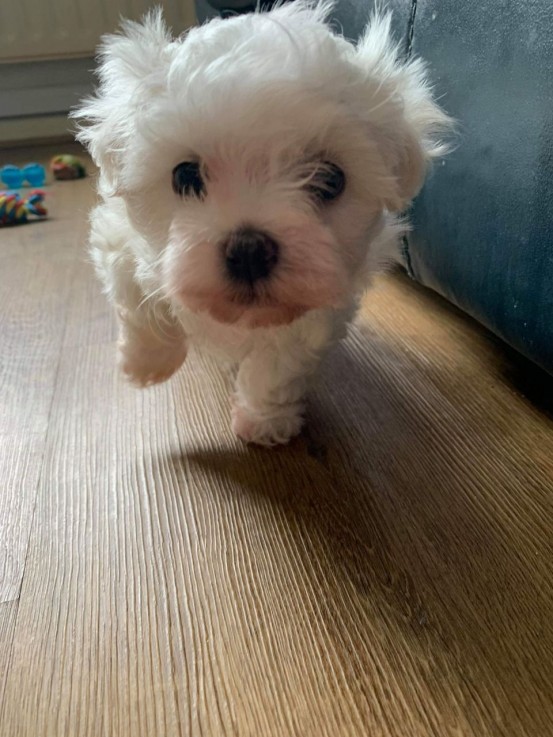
<box><xmin>176</xmin><ymin>307</ymin><xmax>254</xmax><ymax>364</ymax></box>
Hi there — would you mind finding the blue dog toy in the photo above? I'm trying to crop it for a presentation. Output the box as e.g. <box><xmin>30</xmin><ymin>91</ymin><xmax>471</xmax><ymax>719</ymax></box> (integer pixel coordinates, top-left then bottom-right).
<box><xmin>0</xmin><ymin>163</ymin><xmax>46</xmax><ymax>189</ymax></box>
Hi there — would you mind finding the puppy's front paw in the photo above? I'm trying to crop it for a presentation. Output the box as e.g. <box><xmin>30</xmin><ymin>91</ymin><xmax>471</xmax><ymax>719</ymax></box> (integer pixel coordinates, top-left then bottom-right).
<box><xmin>231</xmin><ymin>402</ymin><xmax>304</xmax><ymax>447</ymax></box>
<box><xmin>118</xmin><ymin>339</ymin><xmax>187</xmax><ymax>387</ymax></box>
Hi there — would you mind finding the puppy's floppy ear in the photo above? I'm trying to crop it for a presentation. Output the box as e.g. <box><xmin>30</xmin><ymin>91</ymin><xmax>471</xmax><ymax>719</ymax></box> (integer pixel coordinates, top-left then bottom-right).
<box><xmin>354</xmin><ymin>12</ymin><xmax>453</xmax><ymax>212</ymax></box>
<box><xmin>74</xmin><ymin>10</ymin><xmax>173</xmax><ymax>193</ymax></box>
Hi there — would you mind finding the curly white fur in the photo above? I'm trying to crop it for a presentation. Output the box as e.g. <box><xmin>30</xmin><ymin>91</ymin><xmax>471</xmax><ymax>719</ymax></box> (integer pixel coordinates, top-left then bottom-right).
<box><xmin>75</xmin><ymin>1</ymin><xmax>451</xmax><ymax>446</ymax></box>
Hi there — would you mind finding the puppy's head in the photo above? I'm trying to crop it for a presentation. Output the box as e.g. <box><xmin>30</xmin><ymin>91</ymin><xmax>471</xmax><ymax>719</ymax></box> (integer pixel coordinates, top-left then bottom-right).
<box><xmin>77</xmin><ymin>1</ymin><xmax>451</xmax><ymax>327</ymax></box>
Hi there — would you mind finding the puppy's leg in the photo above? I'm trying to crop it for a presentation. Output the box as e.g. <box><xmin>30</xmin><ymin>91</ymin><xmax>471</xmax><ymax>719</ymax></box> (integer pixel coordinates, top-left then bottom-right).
<box><xmin>116</xmin><ymin>300</ymin><xmax>188</xmax><ymax>387</ymax></box>
<box><xmin>232</xmin><ymin>311</ymin><xmax>340</xmax><ymax>446</ymax></box>
<box><xmin>90</xmin><ymin>201</ymin><xmax>187</xmax><ymax>387</ymax></box>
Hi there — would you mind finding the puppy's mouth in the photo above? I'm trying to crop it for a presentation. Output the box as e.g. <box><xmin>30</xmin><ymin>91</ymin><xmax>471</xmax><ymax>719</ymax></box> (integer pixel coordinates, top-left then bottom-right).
<box><xmin>213</xmin><ymin>289</ymin><xmax>306</xmax><ymax>328</ymax></box>
<box><xmin>178</xmin><ymin>278</ymin><xmax>343</xmax><ymax>328</ymax></box>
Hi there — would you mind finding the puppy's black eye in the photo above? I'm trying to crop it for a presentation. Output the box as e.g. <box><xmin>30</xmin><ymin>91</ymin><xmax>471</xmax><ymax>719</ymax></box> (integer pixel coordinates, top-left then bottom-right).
<box><xmin>172</xmin><ymin>161</ymin><xmax>204</xmax><ymax>197</ymax></box>
<box><xmin>308</xmin><ymin>162</ymin><xmax>346</xmax><ymax>202</ymax></box>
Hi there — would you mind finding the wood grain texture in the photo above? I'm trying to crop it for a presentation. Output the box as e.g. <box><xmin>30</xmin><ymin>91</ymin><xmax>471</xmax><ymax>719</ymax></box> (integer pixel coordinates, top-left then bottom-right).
<box><xmin>0</xmin><ymin>245</ymin><xmax>72</xmax><ymax>601</ymax></box>
<box><xmin>0</xmin><ymin>146</ymin><xmax>552</xmax><ymax>737</ymax></box>
<box><xmin>0</xmin><ymin>601</ymin><xmax>18</xmax><ymax>705</ymax></box>
<box><xmin>0</xmin><ymin>152</ymin><xmax>95</xmax><ymax>602</ymax></box>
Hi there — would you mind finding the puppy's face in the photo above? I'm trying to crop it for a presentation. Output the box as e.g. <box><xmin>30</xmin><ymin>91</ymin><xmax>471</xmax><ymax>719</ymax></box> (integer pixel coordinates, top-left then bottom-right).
<box><xmin>79</xmin><ymin>4</ymin><xmax>450</xmax><ymax>327</ymax></box>
<box><xmin>156</xmin><ymin>89</ymin><xmax>392</xmax><ymax>328</ymax></box>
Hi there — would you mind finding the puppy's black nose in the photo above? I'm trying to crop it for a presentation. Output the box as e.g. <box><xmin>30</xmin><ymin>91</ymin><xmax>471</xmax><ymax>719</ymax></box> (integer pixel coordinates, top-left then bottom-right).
<box><xmin>224</xmin><ymin>228</ymin><xmax>279</xmax><ymax>284</ymax></box>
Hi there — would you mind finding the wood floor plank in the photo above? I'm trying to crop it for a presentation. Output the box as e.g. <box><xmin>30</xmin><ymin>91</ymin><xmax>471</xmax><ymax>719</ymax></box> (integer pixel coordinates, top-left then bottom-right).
<box><xmin>0</xmin><ymin>242</ymin><xmax>74</xmax><ymax>602</ymax></box>
<box><xmin>0</xmin><ymin>149</ymin><xmax>94</xmax><ymax>603</ymax></box>
<box><xmin>0</xmin><ymin>247</ymin><xmax>74</xmax><ymax>434</ymax></box>
<box><xmin>0</xmin><ymin>601</ymin><xmax>18</xmax><ymax>705</ymax></box>
<box><xmin>0</xmin><ymin>434</ymin><xmax>44</xmax><ymax>603</ymax></box>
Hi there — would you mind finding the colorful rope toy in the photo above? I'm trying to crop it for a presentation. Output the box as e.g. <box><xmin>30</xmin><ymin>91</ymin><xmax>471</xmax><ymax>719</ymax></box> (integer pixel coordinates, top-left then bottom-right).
<box><xmin>0</xmin><ymin>190</ymin><xmax>47</xmax><ymax>226</ymax></box>
<box><xmin>50</xmin><ymin>154</ymin><xmax>87</xmax><ymax>180</ymax></box>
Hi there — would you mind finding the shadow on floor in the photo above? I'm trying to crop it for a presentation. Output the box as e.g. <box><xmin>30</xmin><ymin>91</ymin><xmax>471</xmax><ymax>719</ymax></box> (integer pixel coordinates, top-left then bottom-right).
<box><xmin>151</xmin><ymin>331</ymin><xmax>550</xmax><ymax>645</ymax></box>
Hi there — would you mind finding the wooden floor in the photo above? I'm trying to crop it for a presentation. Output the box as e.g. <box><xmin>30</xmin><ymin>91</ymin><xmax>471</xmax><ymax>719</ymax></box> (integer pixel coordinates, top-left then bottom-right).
<box><xmin>1</xmin><ymin>145</ymin><xmax>552</xmax><ymax>737</ymax></box>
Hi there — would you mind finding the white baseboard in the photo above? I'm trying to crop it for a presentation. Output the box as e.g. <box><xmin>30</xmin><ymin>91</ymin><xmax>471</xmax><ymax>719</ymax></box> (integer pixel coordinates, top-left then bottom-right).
<box><xmin>0</xmin><ymin>114</ymin><xmax>75</xmax><ymax>147</ymax></box>
<box><xmin>0</xmin><ymin>58</ymin><xmax>95</xmax><ymax>120</ymax></box>
<box><xmin>0</xmin><ymin>56</ymin><xmax>92</xmax><ymax>145</ymax></box>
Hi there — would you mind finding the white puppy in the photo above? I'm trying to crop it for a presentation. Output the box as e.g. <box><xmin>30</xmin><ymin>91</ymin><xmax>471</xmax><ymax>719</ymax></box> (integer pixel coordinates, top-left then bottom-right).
<box><xmin>76</xmin><ymin>1</ymin><xmax>451</xmax><ymax>446</ymax></box>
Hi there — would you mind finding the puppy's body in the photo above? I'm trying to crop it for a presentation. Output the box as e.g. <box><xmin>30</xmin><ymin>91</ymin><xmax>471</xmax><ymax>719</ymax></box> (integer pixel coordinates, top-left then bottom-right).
<box><xmin>77</xmin><ymin>2</ymin><xmax>451</xmax><ymax>445</ymax></box>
